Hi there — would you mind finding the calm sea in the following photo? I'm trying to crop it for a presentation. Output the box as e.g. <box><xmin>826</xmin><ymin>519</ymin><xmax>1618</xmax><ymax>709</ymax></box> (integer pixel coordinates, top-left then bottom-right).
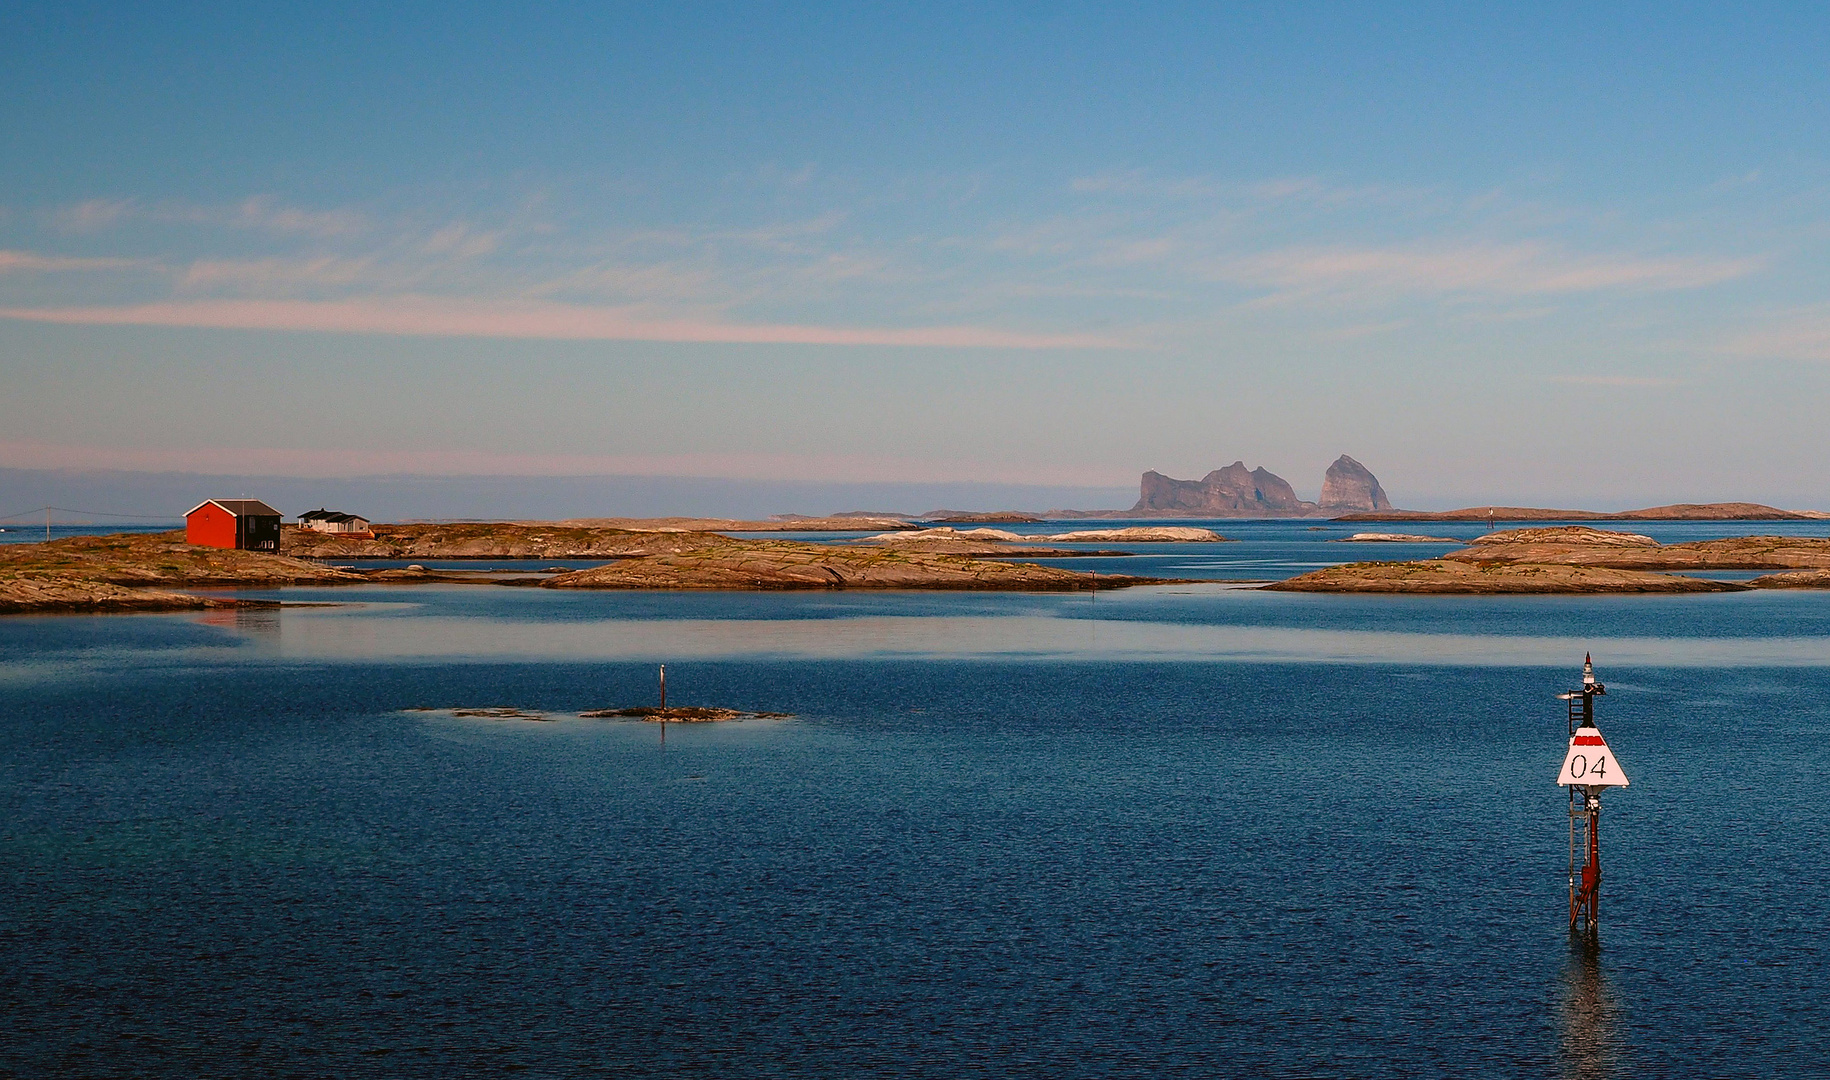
<box><xmin>3</xmin><ymin>522</ymin><xmax>1828</xmax><ymax>1076</ymax></box>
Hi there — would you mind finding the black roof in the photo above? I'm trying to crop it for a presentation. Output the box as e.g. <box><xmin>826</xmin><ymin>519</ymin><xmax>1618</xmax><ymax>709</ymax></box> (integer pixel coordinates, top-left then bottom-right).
<box><xmin>298</xmin><ymin>508</ymin><xmax>368</xmax><ymax>523</ymax></box>
<box><xmin>188</xmin><ymin>499</ymin><xmax>282</xmax><ymax>518</ymax></box>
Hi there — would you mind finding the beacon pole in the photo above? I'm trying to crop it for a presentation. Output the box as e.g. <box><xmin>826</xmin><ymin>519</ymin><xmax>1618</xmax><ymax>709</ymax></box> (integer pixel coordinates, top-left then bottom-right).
<box><xmin>1556</xmin><ymin>654</ymin><xmax>1630</xmax><ymax>939</ymax></box>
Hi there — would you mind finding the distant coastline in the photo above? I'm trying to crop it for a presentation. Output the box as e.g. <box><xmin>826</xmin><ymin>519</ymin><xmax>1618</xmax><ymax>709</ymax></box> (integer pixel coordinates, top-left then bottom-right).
<box><xmin>1336</xmin><ymin>502</ymin><xmax>1828</xmax><ymax>522</ymax></box>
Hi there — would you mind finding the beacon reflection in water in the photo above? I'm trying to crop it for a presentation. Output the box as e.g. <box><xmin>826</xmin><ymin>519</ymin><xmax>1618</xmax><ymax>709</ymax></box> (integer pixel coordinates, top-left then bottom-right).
<box><xmin>1559</xmin><ymin>940</ymin><xmax>1621</xmax><ymax>1080</ymax></box>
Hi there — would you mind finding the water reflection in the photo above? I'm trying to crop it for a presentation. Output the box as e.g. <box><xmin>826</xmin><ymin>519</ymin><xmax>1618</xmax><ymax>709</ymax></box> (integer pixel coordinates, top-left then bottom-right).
<box><xmin>264</xmin><ymin>608</ymin><xmax>1830</xmax><ymax>667</ymax></box>
<box><xmin>1559</xmin><ymin>938</ymin><xmax>1621</xmax><ymax>1080</ymax></box>
<box><xmin>195</xmin><ymin>605</ymin><xmax>282</xmax><ymax>642</ymax></box>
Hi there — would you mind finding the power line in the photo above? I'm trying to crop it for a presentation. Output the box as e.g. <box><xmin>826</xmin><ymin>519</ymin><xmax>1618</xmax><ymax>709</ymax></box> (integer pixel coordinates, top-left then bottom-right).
<box><xmin>0</xmin><ymin>505</ymin><xmax>181</xmax><ymax>523</ymax></box>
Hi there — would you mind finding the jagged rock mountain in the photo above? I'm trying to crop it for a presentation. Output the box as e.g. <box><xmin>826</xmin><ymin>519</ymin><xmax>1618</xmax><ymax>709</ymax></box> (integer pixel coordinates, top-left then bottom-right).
<box><xmin>1126</xmin><ymin>455</ymin><xmax>1393</xmax><ymax>517</ymax></box>
<box><xmin>1318</xmin><ymin>455</ymin><xmax>1392</xmax><ymax>512</ymax></box>
<box><xmin>1130</xmin><ymin>461</ymin><xmax>1318</xmax><ymax>516</ymax></box>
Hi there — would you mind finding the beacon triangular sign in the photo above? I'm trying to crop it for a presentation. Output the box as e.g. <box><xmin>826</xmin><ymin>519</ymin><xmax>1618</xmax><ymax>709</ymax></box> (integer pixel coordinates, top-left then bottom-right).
<box><xmin>1557</xmin><ymin>726</ymin><xmax>1629</xmax><ymax>787</ymax></box>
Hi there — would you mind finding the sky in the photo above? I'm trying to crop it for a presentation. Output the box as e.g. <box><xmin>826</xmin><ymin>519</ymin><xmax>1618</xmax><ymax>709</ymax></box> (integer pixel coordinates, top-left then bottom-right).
<box><xmin>5</xmin><ymin>2</ymin><xmax>1830</xmax><ymax>516</ymax></box>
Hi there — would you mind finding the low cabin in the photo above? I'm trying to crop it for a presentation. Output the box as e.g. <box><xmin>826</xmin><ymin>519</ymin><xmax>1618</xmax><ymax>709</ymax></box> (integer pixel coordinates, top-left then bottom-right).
<box><xmin>298</xmin><ymin>509</ymin><xmax>373</xmax><ymax>536</ymax></box>
<box><xmin>185</xmin><ymin>499</ymin><xmax>283</xmax><ymax>552</ymax></box>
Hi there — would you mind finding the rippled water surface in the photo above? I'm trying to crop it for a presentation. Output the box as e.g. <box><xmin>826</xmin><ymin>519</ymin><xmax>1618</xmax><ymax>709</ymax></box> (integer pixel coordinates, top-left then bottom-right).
<box><xmin>4</xmin><ymin>528</ymin><xmax>1830</xmax><ymax>1077</ymax></box>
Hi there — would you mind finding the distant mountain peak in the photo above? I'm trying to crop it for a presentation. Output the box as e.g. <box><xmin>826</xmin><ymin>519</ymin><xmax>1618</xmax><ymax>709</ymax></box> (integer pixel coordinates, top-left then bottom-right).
<box><xmin>1132</xmin><ymin>462</ymin><xmax>1314</xmax><ymax>516</ymax></box>
<box><xmin>1318</xmin><ymin>455</ymin><xmax>1392</xmax><ymax>511</ymax></box>
<box><xmin>1129</xmin><ymin>455</ymin><xmax>1392</xmax><ymax>517</ymax></box>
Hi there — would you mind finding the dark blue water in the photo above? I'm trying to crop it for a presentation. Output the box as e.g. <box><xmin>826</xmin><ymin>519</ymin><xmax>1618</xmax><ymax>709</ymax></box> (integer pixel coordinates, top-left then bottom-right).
<box><xmin>0</xmin><ymin>523</ymin><xmax>176</xmax><ymax>545</ymax></box>
<box><xmin>4</xmin><ymin>567</ymin><xmax>1830</xmax><ymax>1075</ymax></box>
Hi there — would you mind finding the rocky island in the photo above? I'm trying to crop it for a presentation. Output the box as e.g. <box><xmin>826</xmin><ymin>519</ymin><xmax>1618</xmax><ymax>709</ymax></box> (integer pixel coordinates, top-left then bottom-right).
<box><xmin>538</xmin><ymin>535</ymin><xmax>1164</xmax><ymax>590</ymax></box>
<box><xmin>0</xmin><ymin>530</ymin><xmax>360</xmax><ymax>613</ymax></box>
<box><xmin>1340</xmin><ymin>503</ymin><xmax>1825</xmax><ymax>522</ymax></box>
<box><xmin>1443</xmin><ymin>527</ymin><xmax>1830</xmax><ymax>570</ymax></box>
<box><xmin>1100</xmin><ymin>454</ymin><xmax>1392</xmax><ymax>518</ymax></box>
<box><xmin>1270</xmin><ymin>525</ymin><xmax>1830</xmax><ymax>593</ymax></box>
<box><xmin>2</xmin><ymin>523</ymin><xmax>1176</xmax><ymax>613</ymax></box>
<box><xmin>1266</xmin><ymin>559</ymin><xmax>1745</xmax><ymax>594</ymax></box>
<box><xmin>843</xmin><ymin>525</ymin><xmax>1230</xmax><ymax>556</ymax></box>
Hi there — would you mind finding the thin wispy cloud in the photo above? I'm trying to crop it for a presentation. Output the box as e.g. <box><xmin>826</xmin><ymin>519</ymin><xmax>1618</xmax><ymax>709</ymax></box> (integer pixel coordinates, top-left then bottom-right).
<box><xmin>0</xmin><ymin>439</ymin><xmax>1136</xmax><ymax>485</ymax></box>
<box><xmin>1070</xmin><ymin>171</ymin><xmax>1435</xmax><ymax>210</ymax></box>
<box><xmin>45</xmin><ymin>195</ymin><xmax>368</xmax><ymax>238</ymax></box>
<box><xmin>1205</xmin><ymin>243</ymin><xmax>1761</xmax><ymax>300</ymax></box>
<box><xmin>0</xmin><ymin>297</ymin><xmax>1125</xmax><ymax>349</ymax></box>
<box><xmin>1548</xmin><ymin>374</ymin><xmax>1685</xmax><ymax>388</ymax></box>
<box><xmin>420</xmin><ymin>223</ymin><xmax>504</xmax><ymax>258</ymax></box>
<box><xmin>0</xmin><ymin>249</ymin><xmax>146</xmax><ymax>273</ymax></box>
<box><xmin>47</xmin><ymin>198</ymin><xmax>137</xmax><ymax>232</ymax></box>
<box><xmin>1723</xmin><ymin>309</ymin><xmax>1830</xmax><ymax>362</ymax></box>
<box><xmin>177</xmin><ymin>256</ymin><xmax>380</xmax><ymax>291</ymax></box>
<box><xmin>1</xmin><ymin>176</ymin><xmax>1773</xmax><ymax>352</ymax></box>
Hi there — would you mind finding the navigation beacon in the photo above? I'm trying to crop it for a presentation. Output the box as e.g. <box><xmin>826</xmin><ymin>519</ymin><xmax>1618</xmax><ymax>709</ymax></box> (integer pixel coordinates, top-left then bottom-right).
<box><xmin>1557</xmin><ymin>654</ymin><xmax>1630</xmax><ymax>937</ymax></box>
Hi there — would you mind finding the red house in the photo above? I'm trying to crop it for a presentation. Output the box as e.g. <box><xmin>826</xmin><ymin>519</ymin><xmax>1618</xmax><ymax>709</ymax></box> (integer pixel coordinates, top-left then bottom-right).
<box><xmin>185</xmin><ymin>499</ymin><xmax>283</xmax><ymax>552</ymax></box>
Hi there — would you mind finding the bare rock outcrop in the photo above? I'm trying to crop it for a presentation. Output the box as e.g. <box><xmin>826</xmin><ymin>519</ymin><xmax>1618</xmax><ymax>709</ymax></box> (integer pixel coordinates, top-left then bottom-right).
<box><xmin>1131</xmin><ymin>462</ymin><xmax>1317</xmax><ymax>516</ymax></box>
<box><xmin>1339</xmin><ymin>502</ymin><xmax>1816</xmax><ymax>522</ymax></box>
<box><xmin>1446</xmin><ymin>532</ymin><xmax>1830</xmax><ymax>570</ymax></box>
<box><xmin>0</xmin><ymin>531</ymin><xmax>352</xmax><ymax>613</ymax></box>
<box><xmin>1318</xmin><ymin>455</ymin><xmax>1392</xmax><ymax>512</ymax></box>
<box><xmin>541</xmin><ymin>536</ymin><xmax>1168</xmax><ymax>590</ymax></box>
<box><xmin>1266</xmin><ymin>560</ymin><xmax>1745</xmax><ymax>594</ymax></box>
<box><xmin>1748</xmin><ymin>569</ymin><xmax>1830</xmax><ymax>589</ymax></box>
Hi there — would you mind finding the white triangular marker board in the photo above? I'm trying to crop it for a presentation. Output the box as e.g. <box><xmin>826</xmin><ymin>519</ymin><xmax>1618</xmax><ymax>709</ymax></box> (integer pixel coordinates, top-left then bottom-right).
<box><xmin>1557</xmin><ymin>726</ymin><xmax>1629</xmax><ymax>787</ymax></box>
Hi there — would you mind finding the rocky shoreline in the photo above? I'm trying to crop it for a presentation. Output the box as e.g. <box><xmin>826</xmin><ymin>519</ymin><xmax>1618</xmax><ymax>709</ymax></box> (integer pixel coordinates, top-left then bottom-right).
<box><xmin>0</xmin><ymin>531</ymin><xmax>359</xmax><ymax>613</ymax></box>
<box><xmin>1</xmin><ymin>525</ymin><xmax>1172</xmax><ymax>613</ymax></box>
<box><xmin>1271</xmin><ymin>525</ymin><xmax>1830</xmax><ymax>593</ymax></box>
<box><xmin>1339</xmin><ymin>502</ymin><xmax>1825</xmax><ymax>522</ymax></box>
<box><xmin>539</xmin><ymin>537</ymin><xmax>1163</xmax><ymax>590</ymax></box>
<box><xmin>1266</xmin><ymin>559</ymin><xmax>1746</xmax><ymax>594</ymax></box>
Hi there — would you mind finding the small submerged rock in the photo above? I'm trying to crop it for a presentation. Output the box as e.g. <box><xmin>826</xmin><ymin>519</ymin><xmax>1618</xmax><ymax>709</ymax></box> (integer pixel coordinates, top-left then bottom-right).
<box><xmin>408</xmin><ymin>705</ymin><xmax>791</xmax><ymax>722</ymax></box>
<box><xmin>450</xmin><ymin>707</ymin><xmax>552</xmax><ymax>720</ymax></box>
<box><xmin>579</xmin><ymin>706</ymin><xmax>794</xmax><ymax>722</ymax></box>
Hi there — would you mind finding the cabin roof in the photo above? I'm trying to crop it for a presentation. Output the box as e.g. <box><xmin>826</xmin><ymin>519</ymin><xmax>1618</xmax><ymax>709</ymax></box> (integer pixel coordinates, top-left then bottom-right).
<box><xmin>184</xmin><ymin>499</ymin><xmax>283</xmax><ymax>518</ymax></box>
<box><xmin>299</xmin><ymin>508</ymin><xmax>368</xmax><ymax>523</ymax></box>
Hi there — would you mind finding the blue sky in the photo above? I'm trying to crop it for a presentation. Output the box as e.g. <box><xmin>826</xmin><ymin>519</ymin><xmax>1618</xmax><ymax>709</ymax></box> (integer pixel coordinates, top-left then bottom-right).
<box><xmin>5</xmin><ymin>2</ymin><xmax>1830</xmax><ymax>512</ymax></box>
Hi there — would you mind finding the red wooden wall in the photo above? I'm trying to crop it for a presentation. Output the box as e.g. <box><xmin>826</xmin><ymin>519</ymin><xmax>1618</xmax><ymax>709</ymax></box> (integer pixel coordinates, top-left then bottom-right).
<box><xmin>185</xmin><ymin>504</ymin><xmax>238</xmax><ymax>548</ymax></box>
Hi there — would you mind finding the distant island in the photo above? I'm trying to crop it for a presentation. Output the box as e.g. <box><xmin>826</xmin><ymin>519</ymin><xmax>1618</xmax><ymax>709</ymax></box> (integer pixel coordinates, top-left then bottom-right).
<box><xmin>1337</xmin><ymin>502</ymin><xmax>1827</xmax><ymax>522</ymax></box>
<box><xmin>1270</xmin><ymin>525</ymin><xmax>1830</xmax><ymax>593</ymax></box>
<box><xmin>1055</xmin><ymin>454</ymin><xmax>1823</xmax><ymax>522</ymax></box>
<box><xmin>1072</xmin><ymin>454</ymin><xmax>1388</xmax><ymax>518</ymax></box>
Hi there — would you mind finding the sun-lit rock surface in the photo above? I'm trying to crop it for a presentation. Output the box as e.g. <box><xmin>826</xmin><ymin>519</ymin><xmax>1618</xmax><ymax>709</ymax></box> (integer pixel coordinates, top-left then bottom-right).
<box><xmin>1039</xmin><ymin>527</ymin><xmax>1227</xmax><ymax>542</ymax></box>
<box><xmin>863</xmin><ymin>527</ymin><xmax>1028</xmax><ymax>543</ymax></box>
<box><xmin>1340</xmin><ymin>502</ymin><xmax>1818</xmax><ymax>522</ymax></box>
<box><xmin>0</xmin><ymin>530</ymin><xmax>354</xmax><ymax>612</ymax></box>
<box><xmin>1334</xmin><ymin>533</ymin><xmax>1461</xmax><ymax>542</ymax></box>
<box><xmin>1265</xmin><ymin>560</ymin><xmax>1745</xmax><ymax>594</ymax></box>
<box><xmin>542</xmin><ymin>536</ymin><xmax>1161</xmax><ymax>590</ymax></box>
<box><xmin>1748</xmin><ymin>569</ymin><xmax>1830</xmax><ymax>589</ymax></box>
<box><xmin>862</xmin><ymin>525</ymin><xmax>1226</xmax><ymax>544</ymax></box>
<box><xmin>1447</xmin><ymin>531</ymin><xmax>1830</xmax><ymax>570</ymax></box>
<box><xmin>282</xmin><ymin>522</ymin><xmax>731</xmax><ymax>559</ymax></box>
<box><xmin>557</xmin><ymin>515</ymin><xmax>916</xmax><ymax>532</ymax></box>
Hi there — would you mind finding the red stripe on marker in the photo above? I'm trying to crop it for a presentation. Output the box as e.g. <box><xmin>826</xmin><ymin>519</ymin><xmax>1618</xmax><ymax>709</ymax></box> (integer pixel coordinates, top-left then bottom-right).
<box><xmin>1573</xmin><ymin>736</ymin><xmax>1606</xmax><ymax>745</ymax></box>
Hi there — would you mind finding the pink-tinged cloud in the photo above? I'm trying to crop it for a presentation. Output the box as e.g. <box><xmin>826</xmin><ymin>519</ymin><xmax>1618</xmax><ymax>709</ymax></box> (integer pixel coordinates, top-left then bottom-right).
<box><xmin>1724</xmin><ymin>313</ymin><xmax>1830</xmax><ymax>362</ymax></box>
<box><xmin>1209</xmin><ymin>243</ymin><xmax>1763</xmax><ymax>297</ymax></box>
<box><xmin>0</xmin><ymin>297</ymin><xmax>1124</xmax><ymax>349</ymax></box>
<box><xmin>0</xmin><ymin>249</ymin><xmax>144</xmax><ymax>272</ymax></box>
<box><xmin>0</xmin><ymin>441</ymin><xmax>1136</xmax><ymax>486</ymax></box>
<box><xmin>1548</xmin><ymin>374</ymin><xmax>1684</xmax><ymax>388</ymax></box>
